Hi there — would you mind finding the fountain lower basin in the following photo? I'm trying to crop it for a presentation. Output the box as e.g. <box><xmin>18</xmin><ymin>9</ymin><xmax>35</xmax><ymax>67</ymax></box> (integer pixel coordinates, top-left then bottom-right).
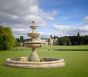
<box><xmin>5</xmin><ymin>57</ymin><xmax>65</xmax><ymax>68</ymax></box>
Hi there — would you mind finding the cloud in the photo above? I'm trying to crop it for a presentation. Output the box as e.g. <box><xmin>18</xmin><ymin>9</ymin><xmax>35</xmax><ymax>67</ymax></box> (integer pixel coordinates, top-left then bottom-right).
<box><xmin>12</xmin><ymin>28</ymin><xmax>27</xmax><ymax>32</ymax></box>
<box><xmin>84</xmin><ymin>16</ymin><xmax>88</xmax><ymax>23</ymax></box>
<box><xmin>39</xmin><ymin>32</ymin><xmax>51</xmax><ymax>36</ymax></box>
<box><xmin>0</xmin><ymin>0</ymin><xmax>56</xmax><ymax>37</ymax></box>
<box><xmin>53</xmin><ymin>24</ymin><xmax>88</xmax><ymax>36</ymax></box>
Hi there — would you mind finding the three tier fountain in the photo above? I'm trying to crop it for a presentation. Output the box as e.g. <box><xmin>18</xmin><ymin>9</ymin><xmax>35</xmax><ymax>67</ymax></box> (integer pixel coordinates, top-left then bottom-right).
<box><xmin>5</xmin><ymin>21</ymin><xmax>65</xmax><ymax>68</ymax></box>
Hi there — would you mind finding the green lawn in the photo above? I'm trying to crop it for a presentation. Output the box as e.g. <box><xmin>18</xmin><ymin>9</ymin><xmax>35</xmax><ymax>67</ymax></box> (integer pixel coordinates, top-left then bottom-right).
<box><xmin>0</xmin><ymin>45</ymin><xmax>88</xmax><ymax>77</ymax></box>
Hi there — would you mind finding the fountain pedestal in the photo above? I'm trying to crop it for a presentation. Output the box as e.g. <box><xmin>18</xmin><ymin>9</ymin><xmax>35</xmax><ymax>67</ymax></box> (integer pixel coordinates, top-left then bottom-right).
<box><xmin>28</xmin><ymin>48</ymin><xmax>40</xmax><ymax>62</ymax></box>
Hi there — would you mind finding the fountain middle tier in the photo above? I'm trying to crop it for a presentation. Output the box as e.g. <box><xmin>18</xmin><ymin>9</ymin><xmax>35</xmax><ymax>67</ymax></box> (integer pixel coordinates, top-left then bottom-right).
<box><xmin>28</xmin><ymin>33</ymin><xmax>40</xmax><ymax>38</ymax></box>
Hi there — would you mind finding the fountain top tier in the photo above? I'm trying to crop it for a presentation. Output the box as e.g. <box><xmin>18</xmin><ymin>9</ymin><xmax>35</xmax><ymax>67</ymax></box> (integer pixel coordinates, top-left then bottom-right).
<box><xmin>30</xmin><ymin>21</ymin><xmax>38</xmax><ymax>29</ymax></box>
<box><xmin>28</xmin><ymin>21</ymin><xmax>40</xmax><ymax>39</ymax></box>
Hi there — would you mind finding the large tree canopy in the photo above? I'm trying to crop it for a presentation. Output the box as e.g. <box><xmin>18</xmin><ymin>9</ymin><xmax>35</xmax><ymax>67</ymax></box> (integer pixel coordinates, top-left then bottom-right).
<box><xmin>0</xmin><ymin>26</ymin><xmax>16</xmax><ymax>50</ymax></box>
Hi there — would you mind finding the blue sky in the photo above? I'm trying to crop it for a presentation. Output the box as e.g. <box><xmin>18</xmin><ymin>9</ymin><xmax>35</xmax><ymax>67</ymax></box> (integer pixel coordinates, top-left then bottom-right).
<box><xmin>39</xmin><ymin>0</ymin><xmax>88</xmax><ymax>37</ymax></box>
<box><xmin>0</xmin><ymin>0</ymin><xmax>88</xmax><ymax>38</ymax></box>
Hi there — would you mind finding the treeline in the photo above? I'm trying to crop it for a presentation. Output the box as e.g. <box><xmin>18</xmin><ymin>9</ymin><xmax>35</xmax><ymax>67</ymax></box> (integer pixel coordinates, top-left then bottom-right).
<box><xmin>17</xmin><ymin>32</ymin><xmax>88</xmax><ymax>46</ymax></box>
<box><xmin>53</xmin><ymin>32</ymin><xmax>88</xmax><ymax>45</ymax></box>
<box><xmin>57</xmin><ymin>36</ymin><xmax>88</xmax><ymax>45</ymax></box>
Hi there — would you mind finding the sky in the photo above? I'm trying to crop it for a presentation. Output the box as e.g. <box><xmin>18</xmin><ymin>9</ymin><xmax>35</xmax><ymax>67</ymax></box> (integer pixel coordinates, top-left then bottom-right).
<box><xmin>0</xmin><ymin>0</ymin><xmax>88</xmax><ymax>38</ymax></box>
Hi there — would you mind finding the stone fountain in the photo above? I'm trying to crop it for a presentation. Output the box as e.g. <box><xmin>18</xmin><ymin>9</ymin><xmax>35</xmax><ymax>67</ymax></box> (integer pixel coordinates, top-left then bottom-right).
<box><xmin>25</xmin><ymin>21</ymin><xmax>42</xmax><ymax>62</ymax></box>
<box><xmin>5</xmin><ymin>21</ymin><xmax>65</xmax><ymax>68</ymax></box>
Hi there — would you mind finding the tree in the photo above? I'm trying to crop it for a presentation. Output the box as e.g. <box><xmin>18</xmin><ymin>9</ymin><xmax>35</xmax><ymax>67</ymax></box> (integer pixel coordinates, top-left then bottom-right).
<box><xmin>80</xmin><ymin>36</ymin><xmax>88</xmax><ymax>45</ymax></box>
<box><xmin>0</xmin><ymin>25</ymin><xmax>16</xmax><ymax>50</ymax></box>
<box><xmin>58</xmin><ymin>36</ymin><xmax>71</xmax><ymax>45</ymax></box>
<box><xmin>76</xmin><ymin>32</ymin><xmax>81</xmax><ymax>45</ymax></box>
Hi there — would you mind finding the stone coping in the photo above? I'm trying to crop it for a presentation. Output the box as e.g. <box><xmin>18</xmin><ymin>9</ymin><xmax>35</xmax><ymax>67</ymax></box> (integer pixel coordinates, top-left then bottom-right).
<box><xmin>5</xmin><ymin>57</ymin><xmax>65</xmax><ymax>68</ymax></box>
